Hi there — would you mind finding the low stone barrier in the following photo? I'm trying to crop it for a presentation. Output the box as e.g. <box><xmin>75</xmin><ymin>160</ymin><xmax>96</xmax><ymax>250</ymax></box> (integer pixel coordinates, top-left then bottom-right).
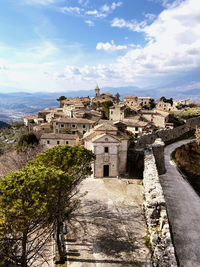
<box><xmin>136</xmin><ymin>116</ymin><xmax>200</xmax><ymax>148</ymax></box>
<box><xmin>143</xmin><ymin>150</ymin><xmax>177</xmax><ymax>267</ymax></box>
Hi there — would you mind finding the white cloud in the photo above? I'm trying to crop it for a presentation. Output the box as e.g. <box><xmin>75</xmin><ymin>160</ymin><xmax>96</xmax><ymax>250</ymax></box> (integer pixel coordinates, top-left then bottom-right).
<box><xmin>61</xmin><ymin>6</ymin><xmax>82</xmax><ymax>15</ymax></box>
<box><xmin>23</xmin><ymin>0</ymin><xmax>59</xmax><ymax>6</ymax></box>
<box><xmin>85</xmin><ymin>1</ymin><xmax>122</xmax><ymax>18</ymax></box>
<box><xmin>111</xmin><ymin>18</ymin><xmax>147</xmax><ymax>32</ymax></box>
<box><xmin>58</xmin><ymin>0</ymin><xmax>200</xmax><ymax>87</ymax></box>
<box><xmin>96</xmin><ymin>40</ymin><xmax>127</xmax><ymax>51</ymax></box>
<box><xmin>85</xmin><ymin>20</ymin><xmax>94</xmax><ymax>26</ymax></box>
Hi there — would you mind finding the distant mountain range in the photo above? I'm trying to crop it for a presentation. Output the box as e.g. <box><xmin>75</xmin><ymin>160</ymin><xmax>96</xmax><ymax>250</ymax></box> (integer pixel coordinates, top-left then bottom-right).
<box><xmin>0</xmin><ymin>85</ymin><xmax>200</xmax><ymax>123</ymax></box>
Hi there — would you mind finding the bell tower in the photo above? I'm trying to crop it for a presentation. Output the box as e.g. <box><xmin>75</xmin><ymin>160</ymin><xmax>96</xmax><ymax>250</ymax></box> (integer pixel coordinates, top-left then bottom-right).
<box><xmin>95</xmin><ymin>85</ymin><xmax>100</xmax><ymax>97</ymax></box>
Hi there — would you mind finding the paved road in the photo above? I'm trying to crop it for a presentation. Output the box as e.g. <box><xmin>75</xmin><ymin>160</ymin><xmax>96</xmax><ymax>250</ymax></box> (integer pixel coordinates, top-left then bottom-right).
<box><xmin>65</xmin><ymin>178</ymin><xmax>151</xmax><ymax>267</ymax></box>
<box><xmin>159</xmin><ymin>139</ymin><xmax>200</xmax><ymax>267</ymax></box>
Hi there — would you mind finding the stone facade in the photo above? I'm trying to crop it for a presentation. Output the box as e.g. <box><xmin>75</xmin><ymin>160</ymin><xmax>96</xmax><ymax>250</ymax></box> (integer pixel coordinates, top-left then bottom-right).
<box><xmin>83</xmin><ymin>123</ymin><xmax>129</xmax><ymax>178</ymax></box>
<box><xmin>143</xmin><ymin>150</ymin><xmax>177</xmax><ymax>267</ymax></box>
<box><xmin>40</xmin><ymin>133</ymin><xmax>79</xmax><ymax>148</ymax></box>
<box><xmin>53</xmin><ymin>117</ymin><xmax>95</xmax><ymax>136</ymax></box>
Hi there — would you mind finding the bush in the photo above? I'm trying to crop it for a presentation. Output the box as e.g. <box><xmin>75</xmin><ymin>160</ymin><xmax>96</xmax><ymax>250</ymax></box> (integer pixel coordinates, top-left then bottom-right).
<box><xmin>17</xmin><ymin>132</ymin><xmax>39</xmax><ymax>152</ymax></box>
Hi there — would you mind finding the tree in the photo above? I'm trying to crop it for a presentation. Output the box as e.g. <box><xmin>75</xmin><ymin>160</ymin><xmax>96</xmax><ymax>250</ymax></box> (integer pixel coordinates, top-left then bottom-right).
<box><xmin>28</xmin><ymin>145</ymin><xmax>95</xmax><ymax>262</ymax></box>
<box><xmin>159</xmin><ymin>96</ymin><xmax>173</xmax><ymax>106</ymax></box>
<box><xmin>0</xmin><ymin>165</ymin><xmax>63</xmax><ymax>266</ymax></box>
<box><xmin>101</xmin><ymin>101</ymin><xmax>113</xmax><ymax>120</ymax></box>
<box><xmin>149</xmin><ymin>98</ymin><xmax>156</xmax><ymax>109</ymax></box>
<box><xmin>17</xmin><ymin>132</ymin><xmax>39</xmax><ymax>152</ymax></box>
<box><xmin>115</xmin><ymin>93</ymin><xmax>120</xmax><ymax>104</ymax></box>
<box><xmin>57</xmin><ymin>96</ymin><xmax>66</xmax><ymax>101</ymax></box>
<box><xmin>61</xmin><ymin>127</ymin><xmax>72</xmax><ymax>134</ymax></box>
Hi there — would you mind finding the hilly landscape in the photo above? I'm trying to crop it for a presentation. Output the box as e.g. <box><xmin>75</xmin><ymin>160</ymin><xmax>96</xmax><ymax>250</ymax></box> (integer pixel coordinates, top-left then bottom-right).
<box><xmin>0</xmin><ymin>86</ymin><xmax>200</xmax><ymax>123</ymax></box>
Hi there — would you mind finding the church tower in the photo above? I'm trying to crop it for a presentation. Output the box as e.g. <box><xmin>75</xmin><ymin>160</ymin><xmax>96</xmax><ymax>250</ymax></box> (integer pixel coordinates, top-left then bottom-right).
<box><xmin>95</xmin><ymin>85</ymin><xmax>100</xmax><ymax>97</ymax></box>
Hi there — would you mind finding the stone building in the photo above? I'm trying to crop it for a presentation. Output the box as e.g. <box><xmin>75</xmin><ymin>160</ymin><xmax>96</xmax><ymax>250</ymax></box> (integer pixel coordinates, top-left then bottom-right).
<box><xmin>53</xmin><ymin>117</ymin><xmax>95</xmax><ymax>135</ymax></box>
<box><xmin>92</xmin><ymin>86</ymin><xmax>115</xmax><ymax>105</ymax></box>
<box><xmin>40</xmin><ymin>133</ymin><xmax>79</xmax><ymax>148</ymax></box>
<box><xmin>140</xmin><ymin>110</ymin><xmax>167</xmax><ymax>128</ymax></box>
<box><xmin>123</xmin><ymin>96</ymin><xmax>152</xmax><ymax>108</ymax></box>
<box><xmin>83</xmin><ymin>122</ymin><xmax>129</xmax><ymax>178</ymax></box>
<box><xmin>137</xmin><ymin>97</ymin><xmax>152</xmax><ymax>107</ymax></box>
<box><xmin>156</xmin><ymin>100</ymin><xmax>175</xmax><ymax>112</ymax></box>
<box><xmin>109</xmin><ymin>104</ymin><xmax>137</xmax><ymax>121</ymax></box>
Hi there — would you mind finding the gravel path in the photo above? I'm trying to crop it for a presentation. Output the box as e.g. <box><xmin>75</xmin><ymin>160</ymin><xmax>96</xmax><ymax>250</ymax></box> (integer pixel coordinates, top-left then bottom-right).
<box><xmin>159</xmin><ymin>139</ymin><xmax>200</xmax><ymax>267</ymax></box>
<box><xmin>65</xmin><ymin>178</ymin><xmax>151</xmax><ymax>267</ymax></box>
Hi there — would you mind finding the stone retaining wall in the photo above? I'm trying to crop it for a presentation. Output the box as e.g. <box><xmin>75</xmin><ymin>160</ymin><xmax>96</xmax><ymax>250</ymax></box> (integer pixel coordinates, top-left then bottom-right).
<box><xmin>136</xmin><ymin>116</ymin><xmax>200</xmax><ymax>148</ymax></box>
<box><xmin>143</xmin><ymin>150</ymin><xmax>177</xmax><ymax>267</ymax></box>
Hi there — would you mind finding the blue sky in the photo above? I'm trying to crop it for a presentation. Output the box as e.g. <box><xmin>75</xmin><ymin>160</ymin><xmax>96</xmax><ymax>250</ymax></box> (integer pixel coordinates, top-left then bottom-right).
<box><xmin>0</xmin><ymin>0</ymin><xmax>200</xmax><ymax>93</ymax></box>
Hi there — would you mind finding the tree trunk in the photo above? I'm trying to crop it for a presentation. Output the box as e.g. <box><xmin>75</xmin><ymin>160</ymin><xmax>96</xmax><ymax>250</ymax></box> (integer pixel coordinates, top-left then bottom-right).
<box><xmin>56</xmin><ymin>190</ymin><xmax>65</xmax><ymax>262</ymax></box>
<box><xmin>21</xmin><ymin>229</ymin><xmax>28</xmax><ymax>267</ymax></box>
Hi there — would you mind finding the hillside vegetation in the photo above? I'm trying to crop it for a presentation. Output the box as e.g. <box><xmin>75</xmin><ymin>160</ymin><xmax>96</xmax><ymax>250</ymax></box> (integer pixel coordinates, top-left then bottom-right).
<box><xmin>174</xmin><ymin>142</ymin><xmax>200</xmax><ymax>194</ymax></box>
<box><xmin>0</xmin><ymin>121</ymin><xmax>9</xmax><ymax>129</ymax></box>
<box><xmin>0</xmin><ymin>122</ymin><xmax>28</xmax><ymax>154</ymax></box>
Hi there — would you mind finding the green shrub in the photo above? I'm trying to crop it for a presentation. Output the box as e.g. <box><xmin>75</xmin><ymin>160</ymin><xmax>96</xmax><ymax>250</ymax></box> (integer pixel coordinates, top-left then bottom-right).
<box><xmin>17</xmin><ymin>132</ymin><xmax>39</xmax><ymax>152</ymax></box>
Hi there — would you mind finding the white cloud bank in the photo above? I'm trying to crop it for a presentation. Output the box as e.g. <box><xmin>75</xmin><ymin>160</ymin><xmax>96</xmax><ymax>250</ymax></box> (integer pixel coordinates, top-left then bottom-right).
<box><xmin>96</xmin><ymin>40</ymin><xmax>127</xmax><ymax>51</ymax></box>
<box><xmin>61</xmin><ymin>0</ymin><xmax>200</xmax><ymax>86</ymax></box>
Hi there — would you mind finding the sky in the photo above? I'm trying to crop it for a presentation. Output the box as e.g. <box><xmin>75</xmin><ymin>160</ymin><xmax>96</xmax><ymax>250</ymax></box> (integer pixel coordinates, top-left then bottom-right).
<box><xmin>0</xmin><ymin>0</ymin><xmax>200</xmax><ymax>93</ymax></box>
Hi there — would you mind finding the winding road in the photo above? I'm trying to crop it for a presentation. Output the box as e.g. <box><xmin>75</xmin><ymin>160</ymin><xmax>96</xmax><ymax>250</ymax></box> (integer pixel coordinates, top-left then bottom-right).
<box><xmin>159</xmin><ymin>139</ymin><xmax>200</xmax><ymax>267</ymax></box>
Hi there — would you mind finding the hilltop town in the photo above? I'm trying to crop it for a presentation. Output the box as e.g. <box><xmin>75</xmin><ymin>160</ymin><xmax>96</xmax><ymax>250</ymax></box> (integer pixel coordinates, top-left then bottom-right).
<box><xmin>23</xmin><ymin>85</ymin><xmax>199</xmax><ymax>179</ymax></box>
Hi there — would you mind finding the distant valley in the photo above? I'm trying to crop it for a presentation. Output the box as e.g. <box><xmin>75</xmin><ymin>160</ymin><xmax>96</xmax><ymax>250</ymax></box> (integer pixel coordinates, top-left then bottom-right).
<box><xmin>0</xmin><ymin>85</ymin><xmax>200</xmax><ymax>123</ymax></box>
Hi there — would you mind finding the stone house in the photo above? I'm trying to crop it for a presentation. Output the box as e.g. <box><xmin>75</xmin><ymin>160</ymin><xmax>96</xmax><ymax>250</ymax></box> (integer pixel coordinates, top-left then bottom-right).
<box><xmin>24</xmin><ymin>115</ymin><xmax>37</xmax><ymax>127</ymax></box>
<box><xmin>156</xmin><ymin>101</ymin><xmax>175</xmax><ymax>112</ymax></box>
<box><xmin>53</xmin><ymin>117</ymin><xmax>96</xmax><ymax>135</ymax></box>
<box><xmin>137</xmin><ymin>97</ymin><xmax>152</xmax><ymax>107</ymax></box>
<box><xmin>40</xmin><ymin>133</ymin><xmax>79</xmax><ymax>148</ymax></box>
<box><xmin>109</xmin><ymin>104</ymin><xmax>137</xmax><ymax>121</ymax></box>
<box><xmin>123</xmin><ymin>96</ymin><xmax>152</xmax><ymax>108</ymax></box>
<box><xmin>140</xmin><ymin>110</ymin><xmax>167</xmax><ymax>128</ymax></box>
<box><xmin>33</xmin><ymin>123</ymin><xmax>53</xmax><ymax>133</ymax></box>
<box><xmin>122</xmin><ymin>118</ymin><xmax>153</xmax><ymax>137</ymax></box>
<box><xmin>123</xmin><ymin>96</ymin><xmax>138</xmax><ymax>107</ymax></box>
<box><xmin>173</xmin><ymin>99</ymin><xmax>190</xmax><ymax>107</ymax></box>
<box><xmin>83</xmin><ymin>122</ymin><xmax>129</xmax><ymax>178</ymax></box>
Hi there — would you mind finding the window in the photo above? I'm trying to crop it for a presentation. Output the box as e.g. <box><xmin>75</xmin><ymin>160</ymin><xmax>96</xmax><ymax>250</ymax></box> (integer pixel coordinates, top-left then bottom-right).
<box><xmin>105</xmin><ymin>138</ymin><xmax>108</xmax><ymax>142</ymax></box>
<box><xmin>71</xmin><ymin>124</ymin><xmax>76</xmax><ymax>128</ymax></box>
<box><xmin>105</xmin><ymin>147</ymin><xmax>109</xmax><ymax>153</ymax></box>
<box><xmin>83</xmin><ymin>130</ymin><xmax>86</xmax><ymax>134</ymax></box>
<box><xmin>66</xmin><ymin>141</ymin><xmax>69</xmax><ymax>144</ymax></box>
<box><xmin>57</xmin><ymin>140</ymin><xmax>60</xmax><ymax>145</ymax></box>
<box><xmin>61</xmin><ymin>124</ymin><xmax>64</xmax><ymax>128</ymax></box>
<box><xmin>83</xmin><ymin>124</ymin><xmax>86</xmax><ymax>128</ymax></box>
<box><xmin>47</xmin><ymin>140</ymin><xmax>50</xmax><ymax>144</ymax></box>
<box><xmin>110</xmin><ymin>111</ymin><xmax>113</xmax><ymax>115</ymax></box>
<box><xmin>135</xmin><ymin>126</ymin><xmax>138</xmax><ymax>131</ymax></box>
<box><xmin>72</xmin><ymin>131</ymin><xmax>76</xmax><ymax>134</ymax></box>
<box><xmin>56</xmin><ymin>122</ymin><xmax>58</xmax><ymax>125</ymax></box>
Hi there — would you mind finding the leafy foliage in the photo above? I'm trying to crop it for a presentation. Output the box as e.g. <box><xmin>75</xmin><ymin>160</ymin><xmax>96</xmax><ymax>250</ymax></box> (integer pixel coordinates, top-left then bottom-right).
<box><xmin>57</xmin><ymin>96</ymin><xmax>66</xmax><ymax>101</ymax></box>
<box><xmin>17</xmin><ymin>132</ymin><xmax>39</xmax><ymax>152</ymax></box>
<box><xmin>160</xmin><ymin>96</ymin><xmax>173</xmax><ymax>106</ymax></box>
<box><xmin>101</xmin><ymin>101</ymin><xmax>113</xmax><ymax>119</ymax></box>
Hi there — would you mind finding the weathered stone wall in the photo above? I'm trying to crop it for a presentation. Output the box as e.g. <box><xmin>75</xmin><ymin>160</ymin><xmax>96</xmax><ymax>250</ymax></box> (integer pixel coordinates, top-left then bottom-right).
<box><xmin>143</xmin><ymin>150</ymin><xmax>177</xmax><ymax>267</ymax></box>
<box><xmin>135</xmin><ymin>116</ymin><xmax>200</xmax><ymax>148</ymax></box>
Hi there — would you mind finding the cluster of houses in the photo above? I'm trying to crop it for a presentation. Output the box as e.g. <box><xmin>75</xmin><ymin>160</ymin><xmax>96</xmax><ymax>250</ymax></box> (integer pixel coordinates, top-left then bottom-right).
<box><xmin>24</xmin><ymin>86</ymin><xmax>190</xmax><ymax>178</ymax></box>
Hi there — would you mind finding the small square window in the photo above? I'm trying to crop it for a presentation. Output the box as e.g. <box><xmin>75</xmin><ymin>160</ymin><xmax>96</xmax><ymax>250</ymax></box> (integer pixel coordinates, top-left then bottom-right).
<box><xmin>110</xmin><ymin>111</ymin><xmax>113</xmax><ymax>115</ymax></box>
<box><xmin>47</xmin><ymin>140</ymin><xmax>50</xmax><ymax>144</ymax></box>
<box><xmin>83</xmin><ymin>124</ymin><xmax>86</xmax><ymax>128</ymax></box>
<box><xmin>61</xmin><ymin>124</ymin><xmax>64</xmax><ymax>128</ymax></box>
<box><xmin>83</xmin><ymin>130</ymin><xmax>86</xmax><ymax>134</ymax></box>
<box><xmin>57</xmin><ymin>140</ymin><xmax>60</xmax><ymax>145</ymax></box>
<box><xmin>105</xmin><ymin>147</ymin><xmax>109</xmax><ymax>153</ymax></box>
<box><xmin>66</xmin><ymin>141</ymin><xmax>69</xmax><ymax>144</ymax></box>
<box><xmin>71</xmin><ymin>124</ymin><xmax>76</xmax><ymax>128</ymax></box>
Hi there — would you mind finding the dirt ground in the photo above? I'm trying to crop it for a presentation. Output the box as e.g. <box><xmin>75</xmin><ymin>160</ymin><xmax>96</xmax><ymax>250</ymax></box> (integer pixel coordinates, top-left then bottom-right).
<box><xmin>65</xmin><ymin>178</ymin><xmax>151</xmax><ymax>267</ymax></box>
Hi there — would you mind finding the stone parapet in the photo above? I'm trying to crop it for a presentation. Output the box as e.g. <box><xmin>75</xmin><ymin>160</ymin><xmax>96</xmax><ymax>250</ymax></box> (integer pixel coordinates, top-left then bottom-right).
<box><xmin>143</xmin><ymin>150</ymin><xmax>177</xmax><ymax>267</ymax></box>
